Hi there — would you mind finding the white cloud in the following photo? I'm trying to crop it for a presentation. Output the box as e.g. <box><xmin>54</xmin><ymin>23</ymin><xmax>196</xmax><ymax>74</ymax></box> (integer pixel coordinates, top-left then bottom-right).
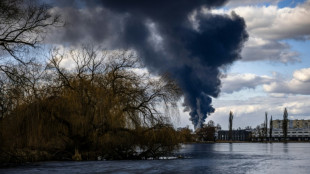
<box><xmin>293</xmin><ymin>67</ymin><xmax>310</xmax><ymax>82</ymax></box>
<box><xmin>211</xmin><ymin>1</ymin><xmax>310</xmax><ymax>62</ymax></box>
<box><xmin>241</xmin><ymin>37</ymin><xmax>300</xmax><ymax>63</ymax></box>
<box><xmin>197</xmin><ymin>1</ymin><xmax>310</xmax><ymax>130</ymax></box>
<box><xmin>232</xmin><ymin>3</ymin><xmax>310</xmax><ymax>40</ymax></box>
<box><xmin>224</xmin><ymin>0</ymin><xmax>279</xmax><ymax>8</ymax></box>
<box><xmin>263</xmin><ymin>67</ymin><xmax>310</xmax><ymax>95</ymax></box>
<box><xmin>269</xmin><ymin>93</ymin><xmax>287</xmax><ymax>98</ymax></box>
<box><xmin>176</xmin><ymin>67</ymin><xmax>310</xmax><ymax>129</ymax></box>
<box><xmin>207</xmin><ymin>95</ymin><xmax>310</xmax><ymax>129</ymax></box>
<box><xmin>220</xmin><ymin>67</ymin><xmax>310</xmax><ymax>95</ymax></box>
<box><xmin>221</xmin><ymin>73</ymin><xmax>272</xmax><ymax>93</ymax></box>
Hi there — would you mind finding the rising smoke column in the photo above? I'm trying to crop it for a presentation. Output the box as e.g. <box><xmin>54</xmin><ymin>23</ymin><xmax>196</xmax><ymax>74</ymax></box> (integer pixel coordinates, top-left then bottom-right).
<box><xmin>48</xmin><ymin>0</ymin><xmax>248</xmax><ymax>129</ymax></box>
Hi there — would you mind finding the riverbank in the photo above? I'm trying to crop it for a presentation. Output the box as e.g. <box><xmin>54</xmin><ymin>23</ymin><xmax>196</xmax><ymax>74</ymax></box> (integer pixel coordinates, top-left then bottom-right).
<box><xmin>0</xmin><ymin>149</ymin><xmax>65</xmax><ymax>168</ymax></box>
<box><xmin>2</xmin><ymin>143</ymin><xmax>310</xmax><ymax>174</ymax></box>
<box><xmin>2</xmin><ymin>141</ymin><xmax>310</xmax><ymax>168</ymax></box>
<box><xmin>0</xmin><ymin>148</ymin><xmax>99</xmax><ymax>168</ymax></box>
<box><xmin>195</xmin><ymin>140</ymin><xmax>310</xmax><ymax>143</ymax></box>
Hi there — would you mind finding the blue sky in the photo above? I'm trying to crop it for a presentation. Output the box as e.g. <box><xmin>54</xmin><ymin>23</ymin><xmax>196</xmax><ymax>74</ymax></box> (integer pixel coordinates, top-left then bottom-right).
<box><xmin>278</xmin><ymin>0</ymin><xmax>307</xmax><ymax>8</ymax></box>
<box><xmin>42</xmin><ymin>0</ymin><xmax>310</xmax><ymax>130</ymax></box>
<box><xmin>231</xmin><ymin>40</ymin><xmax>310</xmax><ymax>75</ymax></box>
<box><xmin>177</xmin><ymin>0</ymin><xmax>310</xmax><ymax>130</ymax></box>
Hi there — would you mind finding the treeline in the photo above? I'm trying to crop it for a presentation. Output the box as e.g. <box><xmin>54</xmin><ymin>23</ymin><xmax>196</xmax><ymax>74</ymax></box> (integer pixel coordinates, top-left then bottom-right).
<box><xmin>0</xmin><ymin>0</ymin><xmax>196</xmax><ymax>163</ymax></box>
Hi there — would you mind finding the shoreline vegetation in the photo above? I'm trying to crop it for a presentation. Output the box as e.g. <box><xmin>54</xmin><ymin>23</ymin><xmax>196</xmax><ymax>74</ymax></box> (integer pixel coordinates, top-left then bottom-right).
<box><xmin>0</xmin><ymin>45</ymin><xmax>190</xmax><ymax>164</ymax></box>
<box><xmin>0</xmin><ymin>0</ymin><xmax>308</xmax><ymax>168</ymax></box>
<box><xmin>0</xmin><ymin>1</ymin><xmax>189</xmax><ymax>165</ymax></box>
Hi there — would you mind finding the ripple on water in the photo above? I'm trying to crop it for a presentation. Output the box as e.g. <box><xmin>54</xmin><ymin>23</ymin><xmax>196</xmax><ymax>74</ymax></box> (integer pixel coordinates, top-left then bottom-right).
<box><xmin>1</xmin><ymin>143</ymin><xmax>310</xmax><ymax>174</ymax></box>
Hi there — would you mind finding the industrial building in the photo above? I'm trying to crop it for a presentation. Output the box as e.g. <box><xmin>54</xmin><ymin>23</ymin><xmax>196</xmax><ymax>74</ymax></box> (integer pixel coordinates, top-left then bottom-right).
<box><xmin>252</xmin><ymin>119</ymin><xmax>310</xmax><ymax>141</ymax></box>
<box><xmin>217</xmin><ymin>130</ymin><xmax>252</xmax><ymax>141</ymax></box>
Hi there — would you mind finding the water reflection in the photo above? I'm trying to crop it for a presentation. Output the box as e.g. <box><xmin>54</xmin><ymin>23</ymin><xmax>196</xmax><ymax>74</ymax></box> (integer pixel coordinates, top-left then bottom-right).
<box><xmin>229</xmin><ymin>143</ymin><xmax>233</xmax><ymax>152</ymax></box>
<box><xmin>1</xmin><ymin>143</ymin><xmax>310</xmax><ymax>174</ymax></box>
<box><xmin>283</xmin><ymin>143</ymin><xmax>289</xmax><ymax>153</ymax></box>
<box><xmin>270</xmin><ymin>143</ymin><xmax>274</xmax><ymax>154</ymax></box>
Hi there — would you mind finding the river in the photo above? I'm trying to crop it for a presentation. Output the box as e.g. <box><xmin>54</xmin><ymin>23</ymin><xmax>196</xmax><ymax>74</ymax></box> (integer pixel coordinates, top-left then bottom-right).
<box><xmin>1</xmin><ymin>143</ymin><xmax>310</xmax><ymax>174</ymax></box>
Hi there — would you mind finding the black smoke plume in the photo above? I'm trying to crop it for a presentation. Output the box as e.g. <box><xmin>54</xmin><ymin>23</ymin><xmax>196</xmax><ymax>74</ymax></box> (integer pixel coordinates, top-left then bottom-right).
<box><xmin>47</xmin><ymin>0</ymin><xmax>248</xmax><ymax>129</ymax></box>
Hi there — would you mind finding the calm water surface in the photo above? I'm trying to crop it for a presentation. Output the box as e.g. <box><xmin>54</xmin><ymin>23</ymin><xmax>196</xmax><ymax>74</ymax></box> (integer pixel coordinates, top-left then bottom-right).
<box><xmin>1</xmin><ymin>143</ymin><xmax>310</xmax><ymax>174</ymax></box>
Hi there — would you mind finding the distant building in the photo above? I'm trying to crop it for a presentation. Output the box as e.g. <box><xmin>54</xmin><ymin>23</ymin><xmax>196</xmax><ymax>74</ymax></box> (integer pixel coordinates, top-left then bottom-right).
<box><xmin>217</xmin><ymin>130</ymin><xmax>252</xmax><ymax>141</ymax></box>
<box><xmin>252</xmin><ymin>119</ymin><xmax>310</xmax><ymax>141</ymax></box>
<box><xmin>272</xmin><ymin>119</ymin><xmax>310</xmax><ymax>129</ymax></box>
<box><xmin>214</xmin><ymin>124</ymin><xmax>221</xmax><ymax>139</ymax></box>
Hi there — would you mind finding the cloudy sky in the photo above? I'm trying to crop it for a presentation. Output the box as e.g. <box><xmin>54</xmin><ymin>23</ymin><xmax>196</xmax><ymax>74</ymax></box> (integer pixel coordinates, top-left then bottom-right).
<box><xmin>44</xmin><ymin>0</ymin><xmax>310</xmax><ymax>130</ymax></box>
<box><xmin>200</xmin><ymin>0</ymin><xmax>310</xmax><ymax>130</ymax></box>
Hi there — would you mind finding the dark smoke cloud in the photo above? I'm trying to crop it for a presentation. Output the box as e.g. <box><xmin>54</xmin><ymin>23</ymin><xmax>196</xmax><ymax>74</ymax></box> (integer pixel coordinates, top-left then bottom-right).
<box><xmin>46</xmin><ymin>0</ymin><xmax>248</xmax><ymax>129</ymax></box>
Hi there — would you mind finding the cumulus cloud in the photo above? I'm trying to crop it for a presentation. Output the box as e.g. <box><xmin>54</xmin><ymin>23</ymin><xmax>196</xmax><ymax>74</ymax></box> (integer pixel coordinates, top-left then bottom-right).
<box><xmin>221</xmin><ymin>67</ymin><xmax>310</xmax><ymax>95</ymax></box>
<box><xmin>224</xmin><ymin>0</ymin><xmax>279</xmax><ymax>8</ymax></box>
<box><xmin>293</xmin><ymin>68</ymin><xmax>310</xmax><ymax>82</ymax></box>
<box><xmin>207</xmin><ymin>95</ymin><xmax>310</xmax><ymax>129</ymax></box>
<box><xmin>241</xmin><ymin>37</ymin><xmax>300</xmax><ymax>63</ymax></box>
<box><xmin>263</xmin><ymin>67</ymin><xmax>310</xmax><ymax>94</ymax></box>
<box><xmin>199</xmin><ymin>1</ymin><xmax>310</xmax><ymax>128</ymax></box>
<box><xmin>233</xmin><ymin>3</ymin><xmax>310</xmax><ymax>40</ymax></box>
<box><xmin>212</xmin><ymin>0</ymin><xmax>310</xmax><ymax>62</ymax></box>
<box><xmin>45</xmin><ymin>0</ymin><xmax>249</xmax><ymax>129</ymax></box>
<box><xmin>221</xmin><ymin>73</ymin><xmax>272</xmax><ymax>93</ymax></box>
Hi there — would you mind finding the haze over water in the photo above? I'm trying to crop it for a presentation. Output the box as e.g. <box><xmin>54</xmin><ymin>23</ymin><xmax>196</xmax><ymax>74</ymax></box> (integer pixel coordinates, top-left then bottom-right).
<box><xmin>2</xmin><ymin>143</ymin><xmax>310</xmax><ymax>174</ymax></box>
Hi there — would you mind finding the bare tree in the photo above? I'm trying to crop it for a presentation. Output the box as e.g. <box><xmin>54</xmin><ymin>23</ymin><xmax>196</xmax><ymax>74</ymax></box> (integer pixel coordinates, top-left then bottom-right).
<box><xmin>0</xmin><ymin>0</ymin><xmax>61</xmax><ymax>121</ymax></box>
<box><xmin>0</xmin><ymin>0</ymin><xmax>61</xmax><ymax>63</ymax></box>
<box><xmin>46</xmin><ymin>46</ymin><xmax>182</xmax><ymax>158</ymax></box>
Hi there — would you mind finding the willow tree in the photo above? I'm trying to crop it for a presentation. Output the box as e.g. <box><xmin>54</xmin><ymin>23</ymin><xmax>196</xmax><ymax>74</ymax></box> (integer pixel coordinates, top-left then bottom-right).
<box><xmin>47</xmin><ymin>46</ymin><xmax>182</xmax><ymax>159</ymax></box>
<box><xmin>0</xmin><ymin>0</ymin><xmax>60</xmax><ymax>123</ymax></box>
<box><xmin>0</xmin><ymin>46</ymin><xmax>183</xmax><ymax>161</ymax></box>
<box><xmin>0</xmin><ymin>0</ymin><xmax>61</xmax><ymax>153</ymax></box>
<box><xmin>0</xmin><ymin>0</ymin><xmax>60</xmax><ymax>64</ymax></box>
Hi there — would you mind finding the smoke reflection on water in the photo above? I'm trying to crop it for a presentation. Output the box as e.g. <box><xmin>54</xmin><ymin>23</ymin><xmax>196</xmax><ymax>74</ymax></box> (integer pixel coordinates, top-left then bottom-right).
<box><xmin>1</xmin><ymin>143</ymin><xmax>310</xmax><ymax>174</ymax></box>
